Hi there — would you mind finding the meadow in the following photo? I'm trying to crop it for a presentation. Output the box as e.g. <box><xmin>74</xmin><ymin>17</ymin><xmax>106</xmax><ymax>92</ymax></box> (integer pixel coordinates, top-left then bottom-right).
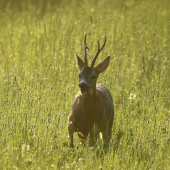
<box><xmin>0</xmin><ymin>0</ymin><xmax>170</xmax><ymax>169</ymax></box>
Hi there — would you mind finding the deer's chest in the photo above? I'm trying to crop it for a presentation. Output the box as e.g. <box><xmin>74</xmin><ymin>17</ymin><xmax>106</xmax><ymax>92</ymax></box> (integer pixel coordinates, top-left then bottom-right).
<box><xmin>74</xmin><ymin>106</ymin><xmax>95</xmax><ymax>134</ymax></box>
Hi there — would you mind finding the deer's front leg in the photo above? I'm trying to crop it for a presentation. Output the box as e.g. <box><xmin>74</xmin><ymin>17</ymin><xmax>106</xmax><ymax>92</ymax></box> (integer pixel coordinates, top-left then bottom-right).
<box><xmin>101</xmin><ymin>121</ymin><xmax>109</xmax><ymax>147</ymax></box>
<box><xmin>68</xmin><ymin>121</ymin><xmax>77</xmax><ymax>148</ymax></box>
<box><xmin>89</xmin><ymin>123</ymin><xmax>99</xmax><ymax>147</ymax></box>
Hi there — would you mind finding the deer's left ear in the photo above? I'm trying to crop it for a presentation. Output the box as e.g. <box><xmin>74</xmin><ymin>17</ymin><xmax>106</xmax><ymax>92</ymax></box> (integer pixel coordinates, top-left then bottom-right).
<box><xmin>94</xmin><ymin>56</ymin><xmax>110</xmax><ymax>73</ymax></box>
<box><xmin>76</xmin><ymin>53</ymin><xmax>86</xmax><ymax>71</ymax></box>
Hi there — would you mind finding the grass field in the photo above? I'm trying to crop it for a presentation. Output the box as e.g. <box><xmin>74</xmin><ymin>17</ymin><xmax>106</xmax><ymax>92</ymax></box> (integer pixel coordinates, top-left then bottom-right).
<box><xmin>0</xmin><ymin>0</ymin><xmax>170</xmax><ymax>169</ymax></box>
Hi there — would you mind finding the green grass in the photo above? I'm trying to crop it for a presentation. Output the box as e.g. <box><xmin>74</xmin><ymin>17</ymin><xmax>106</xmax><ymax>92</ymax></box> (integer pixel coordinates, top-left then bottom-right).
<box><xmin>0</xmin><ymin>0</ymin><xmax>170</xmax><ymax>169</ymax></box>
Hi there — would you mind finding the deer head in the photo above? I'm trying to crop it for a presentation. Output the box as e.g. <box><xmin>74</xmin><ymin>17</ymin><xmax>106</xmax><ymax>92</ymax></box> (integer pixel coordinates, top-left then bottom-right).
<box><xmin>76</xmin><ymin>34</ymin><xmax>110</xmax><ymax>95</ymax></box>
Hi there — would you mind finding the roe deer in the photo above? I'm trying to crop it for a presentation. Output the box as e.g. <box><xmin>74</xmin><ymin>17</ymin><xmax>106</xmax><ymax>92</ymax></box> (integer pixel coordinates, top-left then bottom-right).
<box><xmin>68</xmin><ymin>34</ymin><xmax>114</xmax><ymax>148</ymax></box>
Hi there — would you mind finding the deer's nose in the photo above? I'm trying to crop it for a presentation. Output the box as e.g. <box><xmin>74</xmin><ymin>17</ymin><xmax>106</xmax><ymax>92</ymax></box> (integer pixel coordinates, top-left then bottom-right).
<box><xmin>79</xmin><ymin>82</ymin><xmax>88</xmax><ymax>89</ymax></box>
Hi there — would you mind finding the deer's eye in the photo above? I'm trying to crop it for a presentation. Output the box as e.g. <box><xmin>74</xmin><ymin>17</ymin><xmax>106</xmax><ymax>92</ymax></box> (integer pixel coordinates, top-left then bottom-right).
<box><xmin>79</xmin><ymin>74</ymin><xmax>82</xmax><ymax>78</ymax></box>
<box><xmin>90</xmin><ymin>75</ymin><xmax>96</xmax><ymax>79</ymax></box>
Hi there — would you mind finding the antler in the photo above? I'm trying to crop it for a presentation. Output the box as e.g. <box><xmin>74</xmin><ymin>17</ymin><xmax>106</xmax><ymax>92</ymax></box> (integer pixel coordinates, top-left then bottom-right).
<box><xmin>84</xmin><ymin>33</ymin><xmax>89</xmax><ymax>65</ymax></box>
<box><xmin>91</xmin><ymin>37</ymin><xmax>106</xmax><ymax>67</ymax></box>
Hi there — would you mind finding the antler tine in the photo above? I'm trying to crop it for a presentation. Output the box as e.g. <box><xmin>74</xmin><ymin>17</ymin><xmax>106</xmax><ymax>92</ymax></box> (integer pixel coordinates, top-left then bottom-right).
<box><xmin>91</xmin><ymin>37</ymin><xmax>106</xmax><ymax>67</ymax></box>
<box><xmin>84</xmin><ymin>33</ymin><xmax>89</xmax><ymax>65</ymax></box>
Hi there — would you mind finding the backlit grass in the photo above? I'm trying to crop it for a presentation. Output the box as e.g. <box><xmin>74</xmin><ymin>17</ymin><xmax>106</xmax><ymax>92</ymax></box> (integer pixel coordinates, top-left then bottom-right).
<box><xmin>0</xmin><ymin>0</ymin><xmax>170</xmax><ymax>169</ymax></box>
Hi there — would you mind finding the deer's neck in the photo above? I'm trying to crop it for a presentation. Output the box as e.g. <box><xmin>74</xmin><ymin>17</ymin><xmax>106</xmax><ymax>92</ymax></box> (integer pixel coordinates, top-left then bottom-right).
<box><xmin>80</xmin><ymin>90</ymin><xmax>96</xmax><ymax>113</ymax></box>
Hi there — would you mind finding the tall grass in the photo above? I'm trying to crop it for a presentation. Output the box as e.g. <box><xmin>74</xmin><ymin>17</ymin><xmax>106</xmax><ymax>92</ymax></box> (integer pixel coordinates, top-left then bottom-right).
<box><xmin>0</xmin><ymin>0</ymin><xmax>170</xmax><ymax>169</ymax></box>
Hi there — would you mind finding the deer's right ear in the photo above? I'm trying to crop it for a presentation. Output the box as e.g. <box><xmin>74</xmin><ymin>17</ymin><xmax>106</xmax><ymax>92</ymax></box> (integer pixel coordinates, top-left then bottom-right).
<box><xmin>94</xmin><ymin>56</ymin><xmax>110</xmax><ymax>73</ymax></box>
<box><xmin>76</xmin><ymin>53</ymin><xmax>86</xmax><ymax>71</ymax></box>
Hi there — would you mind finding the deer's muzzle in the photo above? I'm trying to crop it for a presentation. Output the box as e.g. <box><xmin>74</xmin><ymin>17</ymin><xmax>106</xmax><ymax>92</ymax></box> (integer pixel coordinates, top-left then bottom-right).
<box><xmin>79</xmin><ymin>82</ymin><xmax>92</xmax><ymax>94</ymax></box>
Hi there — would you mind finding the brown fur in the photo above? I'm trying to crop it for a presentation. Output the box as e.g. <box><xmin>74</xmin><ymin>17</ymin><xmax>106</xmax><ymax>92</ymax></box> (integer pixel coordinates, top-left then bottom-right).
<box><xmin>68</xmin><ymin>35</ymin><xmax>114</xmax><ymax>148</ymax></box>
